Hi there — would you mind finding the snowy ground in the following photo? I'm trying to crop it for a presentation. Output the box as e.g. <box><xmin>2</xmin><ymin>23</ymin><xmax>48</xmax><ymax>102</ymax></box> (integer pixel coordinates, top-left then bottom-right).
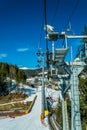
<box><xmin>45</xmin><ymin>88</ymin><xmax>62</xmax><ymax>108</ymax></box>
<box><xmin>0</xmin><ymin>85</ymin><xmax>36</xmax><ymax>106</ymax></box>
<box><xmin>0</xmin><ymin>86</ymin><xmax>49</xmax><ymax>130</ymax></box>
<box><xmin>46</xmin><ymin>88</ymin><xmax>62</xmax><ymax>100</ymax></box>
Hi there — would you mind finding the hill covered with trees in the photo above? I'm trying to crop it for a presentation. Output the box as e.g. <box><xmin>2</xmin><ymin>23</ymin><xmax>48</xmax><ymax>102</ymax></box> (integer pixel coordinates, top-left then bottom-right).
<box><xmin>0</xmin><ymin>62</ymin><xmax>27</xmax><ymax>95</ymax></box>
<box><xmin>0</xmin><ymin>62</ymin><xmax>26</xmax><ymax>82</ymax></box>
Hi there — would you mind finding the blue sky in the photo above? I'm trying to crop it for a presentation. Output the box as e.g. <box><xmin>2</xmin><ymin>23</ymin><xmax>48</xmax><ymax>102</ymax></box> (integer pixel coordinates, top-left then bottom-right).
<box><xmin>0</xmin><ymin>0</ymin><xmax>87</xmax><ymax>68</ymax></box>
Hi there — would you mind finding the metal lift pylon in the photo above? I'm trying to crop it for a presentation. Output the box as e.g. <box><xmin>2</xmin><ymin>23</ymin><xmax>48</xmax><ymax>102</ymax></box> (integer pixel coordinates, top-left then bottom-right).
<box><xmin>44</xmin><ymin>24</ymin><xmax>87</xmax><ymax>130</ymax></box>
<box><xmin>70</xmin><ymin>61</ymin><xmax>86</xmax><ymax>130</ymax></box>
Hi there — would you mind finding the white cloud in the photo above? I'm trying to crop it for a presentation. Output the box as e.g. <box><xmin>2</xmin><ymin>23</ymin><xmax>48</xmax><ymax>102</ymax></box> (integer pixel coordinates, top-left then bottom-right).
<box><xmin>0</xmin><ymin>54</ymin><xmax>7</xmax><ymax>59</ymax></box>
<box><xmin>17</xmin><ymin>48</ymin><xmax>29</xmax><ymax>52</ymax></box>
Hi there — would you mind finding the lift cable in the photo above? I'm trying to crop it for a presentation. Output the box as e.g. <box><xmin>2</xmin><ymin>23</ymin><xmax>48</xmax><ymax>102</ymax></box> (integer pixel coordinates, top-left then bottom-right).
<box><xmin>39</xmin><ymin>9</ymin><xmax>44</xmax><ymax>49</ymax></box>
<box><xmin>51</xmin><ymin>0</ymin><xmax>60</xmax><ymax>26</ymax></box>
<box><xmin>44</xmin><ymin>0</ymin><xmax>49</xmax><ymax>69</ymax></box>
<box><xmin>62</xmin><ymin>0</ymin><xmax>81</xmax><ymax>60</ymax></box>
<box><xmin>65</xmin><ymin>0</ymin><xmax>80</xmax><ymax>30</ymax></box>
<box><xmin>36</xmin><ymin>1</ymin><xmax>44</xmax><ymax>69</ymax></box>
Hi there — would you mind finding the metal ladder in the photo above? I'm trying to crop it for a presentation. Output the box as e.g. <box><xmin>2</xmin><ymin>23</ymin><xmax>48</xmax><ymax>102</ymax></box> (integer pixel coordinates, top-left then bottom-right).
<box><xmin>71</xmin><ymin>66</ymin><xmax>82</xmax><ymax>130</ymax></box>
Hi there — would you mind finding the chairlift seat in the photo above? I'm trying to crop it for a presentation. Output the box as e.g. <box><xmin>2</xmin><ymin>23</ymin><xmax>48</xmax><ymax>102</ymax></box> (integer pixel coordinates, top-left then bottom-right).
<box><xmin>54</xmin><ymin>48</ymin><xmax>69</xmax><ymax>64</ymax></box>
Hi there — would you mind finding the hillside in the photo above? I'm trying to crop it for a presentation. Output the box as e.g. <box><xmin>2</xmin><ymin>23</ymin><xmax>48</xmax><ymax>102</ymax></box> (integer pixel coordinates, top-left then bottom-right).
<box><xmin>0</xmin><ymin>62</ymin><xmax>26</xmax><ymax>95</ymax></box>
<box><xmin>0</xmin><ymin>62</ymin><xmax>26</xmax><ymax>81</ymax></box>
<box><xmin>21</xmin><ymin>68</ymin><xmax>44</xmax><ymax>77</ymax></box>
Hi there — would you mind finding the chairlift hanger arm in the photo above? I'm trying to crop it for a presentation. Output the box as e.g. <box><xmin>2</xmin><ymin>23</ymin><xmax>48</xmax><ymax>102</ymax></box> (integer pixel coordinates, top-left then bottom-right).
<box><xmin>66</xmin><ymin>35</ymin><xmax>87</xmax><ymax>39</ymax></box>
<box><xmin>46</xmin><ymin>32</ymin><xmax>87</xmax><ymax>41</ymax></box>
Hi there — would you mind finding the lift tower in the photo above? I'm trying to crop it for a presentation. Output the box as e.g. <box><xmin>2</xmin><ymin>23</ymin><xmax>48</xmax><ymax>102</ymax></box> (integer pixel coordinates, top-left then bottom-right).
<box><xmin>45</xmin><ymin>25</ymin><xmax>87</xmax><ymax>130</ymax></box>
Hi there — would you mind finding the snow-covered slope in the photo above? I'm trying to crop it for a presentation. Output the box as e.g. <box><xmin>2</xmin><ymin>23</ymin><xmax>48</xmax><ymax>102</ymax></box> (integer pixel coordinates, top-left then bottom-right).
<box><xmin>0</xmin><ymin>86</ymin><xmax>49</xmax><ymax>130</ymax></box>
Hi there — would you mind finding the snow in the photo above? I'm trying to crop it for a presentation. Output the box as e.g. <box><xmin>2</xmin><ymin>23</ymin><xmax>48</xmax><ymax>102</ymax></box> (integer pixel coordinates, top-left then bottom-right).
<box><xmin>45</xmin><ymin>88</ymin><xmax>62</xmax><ymax>108</ymax></box>
<box><xmin>0</xmin><ymin>86</ymin><xmax>49</xmax><ymax>130</ymax></box>
<box><xmin>0</xmin><ymin>85</ymin><xmax>62</xmax><ymax>130</ymax></box>
<box><xmin>46</xmin><ymin>88</ymin><xmax>62</xmax><ymax>100</ymax></box>
<box><xmin>20</xmin><ymin>67</ymin><xmax>36</xmax><ymax>70</ymax></box>
<box><xmin>19</xmin><ymin>67</ymin><xmax>29</xmax><ymax>70</ymax></box>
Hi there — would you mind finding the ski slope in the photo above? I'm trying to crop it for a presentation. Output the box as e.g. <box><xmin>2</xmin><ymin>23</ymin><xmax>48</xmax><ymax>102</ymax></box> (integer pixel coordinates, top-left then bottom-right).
<box><xmin>0</xmin><ymin>86</ymin><xmax>49</xmax><ymax>130</ymax></box>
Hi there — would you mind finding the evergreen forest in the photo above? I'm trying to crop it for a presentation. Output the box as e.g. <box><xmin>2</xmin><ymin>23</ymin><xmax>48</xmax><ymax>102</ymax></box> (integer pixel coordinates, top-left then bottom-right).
<box><xmin>0</xmin><ymin>62</ymin><xmax>26</xmax><ymax>95</ymax></box>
